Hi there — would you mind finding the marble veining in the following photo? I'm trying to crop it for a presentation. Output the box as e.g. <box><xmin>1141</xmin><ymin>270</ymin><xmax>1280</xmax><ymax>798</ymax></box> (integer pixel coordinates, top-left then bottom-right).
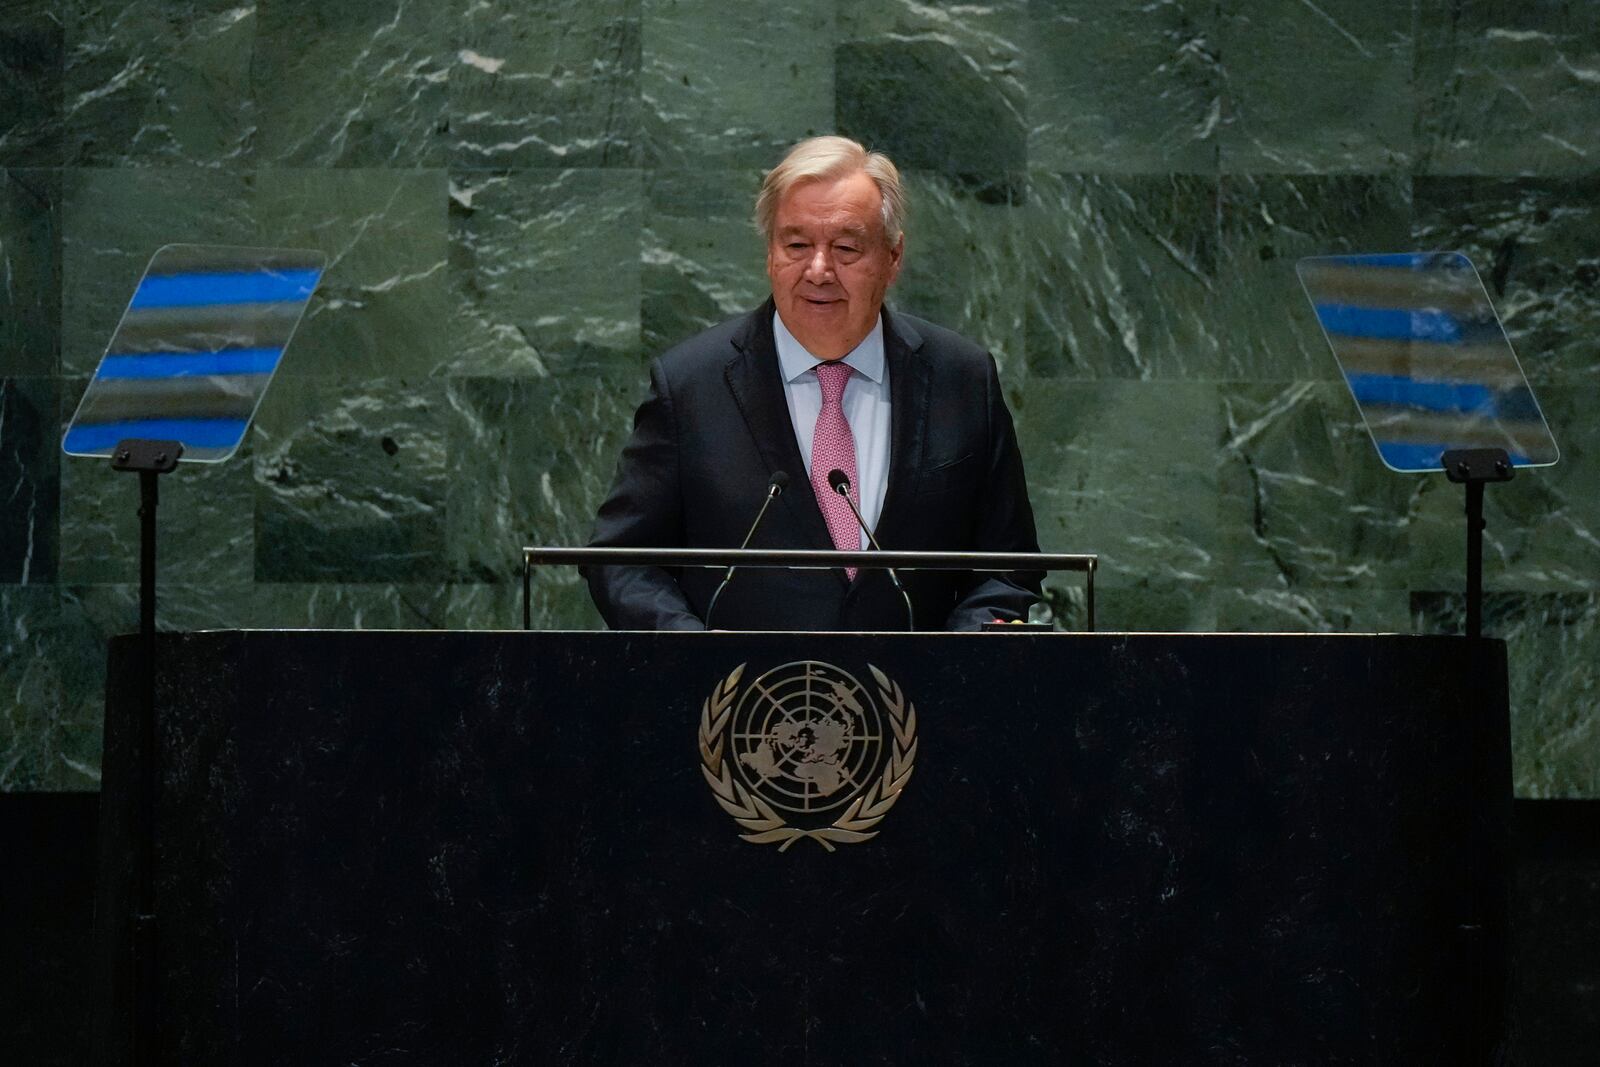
<box><xmin>0</xmin><ymin>0</ymin><xmax>1595</xmax><ymax>797</ymax></box>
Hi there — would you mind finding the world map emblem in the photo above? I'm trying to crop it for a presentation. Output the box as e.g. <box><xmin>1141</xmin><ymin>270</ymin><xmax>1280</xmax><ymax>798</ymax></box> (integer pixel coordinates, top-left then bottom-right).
<box><xmin>698</xmin><ymin>660</ymin><xmax>918</xmax><ymax>851</ymax></box>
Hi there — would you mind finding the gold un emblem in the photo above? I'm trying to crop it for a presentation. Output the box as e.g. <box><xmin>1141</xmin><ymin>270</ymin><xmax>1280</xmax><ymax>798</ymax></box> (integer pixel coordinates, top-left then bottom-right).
<box><xmin>698</xmin><ymin>660</ymin><xmax>918</xmax><ymax>851</ymax></box>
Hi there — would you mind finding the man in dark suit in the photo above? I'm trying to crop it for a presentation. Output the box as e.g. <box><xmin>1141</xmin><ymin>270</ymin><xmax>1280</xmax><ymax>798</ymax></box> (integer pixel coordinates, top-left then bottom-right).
<box><xmin>587</xmin><ymin>136</ymin><xmax>1041</xmax><ymax>631</ymax></box>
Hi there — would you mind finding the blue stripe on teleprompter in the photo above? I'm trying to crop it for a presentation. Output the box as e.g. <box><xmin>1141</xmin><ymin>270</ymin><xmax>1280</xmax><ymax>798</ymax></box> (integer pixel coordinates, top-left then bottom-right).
<box><xmin>95</xmin><ymin>349</ymin><xmax>282</xmax><ymax>379</ymax></box>
<box><xmin>1345</xmin><ymin>373</ymin><xmax>1496</xmax><ymax>415</ymax></box>
<box><xmin>128</xmin><ymin>269</ymin><xmax>321</xmax><ymax>308</ymax></box>
<box><xmin>1314</xmin><ymin>303</ymin><xmax>1462</xmax><ymax>343</ymax></box>
<box><xmin>63</xmin><ymin>418</ymin><xmax>250</xmax><ymax>453</ymax></box>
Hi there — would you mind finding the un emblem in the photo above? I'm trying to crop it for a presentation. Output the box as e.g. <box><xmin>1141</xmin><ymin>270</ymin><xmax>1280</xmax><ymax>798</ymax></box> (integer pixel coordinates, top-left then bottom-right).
<box><xmin>698</xmin><ymin>661</ymin><xmax>918</xmax><ymax>851</ymax></box>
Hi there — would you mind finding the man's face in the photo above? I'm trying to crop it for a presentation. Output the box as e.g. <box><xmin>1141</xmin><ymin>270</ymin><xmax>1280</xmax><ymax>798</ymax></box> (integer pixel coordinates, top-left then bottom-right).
<box><xmin>766</xmin><ymin>170</ymin><xmax>904</xmax><ymax>361</ymax></box>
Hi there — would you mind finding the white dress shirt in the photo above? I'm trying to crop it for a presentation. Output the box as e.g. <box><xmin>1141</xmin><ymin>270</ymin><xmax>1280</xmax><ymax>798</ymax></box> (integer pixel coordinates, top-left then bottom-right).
<box><xmin>772</xmin><ymin>311</ymin><xmax>891</xmax><ymax>549</ymax></box>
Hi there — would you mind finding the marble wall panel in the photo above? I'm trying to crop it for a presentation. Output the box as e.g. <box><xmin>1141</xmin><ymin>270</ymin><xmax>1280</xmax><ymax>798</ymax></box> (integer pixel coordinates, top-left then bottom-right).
<box><xmin>252</xmin><ymin>0</ymin><xmax>447</xmax><ymax>167</ymax></box>
<box><xmin>1413</xmin><ymin>175</ymin><xmax>1600</xmax><ymax>389</ymax></box>
<box><xmin>61</xmin><ymin>0</ymin><xmax>255</xmax><ymax>166</ymax></box>
<box><xmin>894</xmin><ymin>171</ymin><xmax>1026</xmax><ymax>379</ymax></box>
<box><xmin>0</xmin><ymin>587</ymin><xmax>105</xmax><ymax>790</ymax></box>
<box><xmin>1021</xmin><ymin>379</ymin><xmax>1220</xmax><ymax>591</ymax></box>
<box><xmin>451</xmin><ymin>0</ymin><xmax>641</xmax><ymax>170</ymax></box>
<box><xmin>1405</xmin><ymin>178</ymin><xmax>1599</xmax><ymax>597</ymax></box>
<box><xmin>68</xmin><ymin>580</ymin><xmax>240</xmax><ymax>635</ymax></box>
<box><xmin>0</xmin><ymin>377</ymin><xmax>60</xmax><ymax>585</ymax></box>
<box><xmin>72</xmin><ymin>580</ymin><xmax>452</xmax><ymax>636</ymax></box>
<box><xmin>1217</xmin><ymin>0</ymin><xmax>1414</xmax><ymax>173</ymax></box>
<box><xmin>1217</xmin><ymin>381</ymin><xmax>1416</xmax><ymax>595</ymax></box>
<box><xmin>255</xmin><ymin>167</ymin><xmax>449</xmax><ymax>379</ymax></box>
<box><xmin>445</xmin><ymin>375</ymin><xmax>633</xmax><ymax>629</ymax></box>
<box><xmin>1024</xmin><ymin>0</ymin><xmax>1220</xmax><ymax>174</ymax></box>
<box><xmin>59</xmin><ymin>166</ymin><xmax>256</xmax><ymax>376</ymax></box>
<box><xmin>1215</xmin><ymin>585</ymin><xmax>1411</xmax><ymax>635</ymax></box>
<box><xmin>641</xmin><ymin>168</ymin><xmax>767</xmax><ymax>353</ymax></box>
<box><xmin>444</xmin><ymin>583</ymin><xmax>528</xmax><ymax>631</ymax></box>
<box><xmin>0</xmin><ymin>11</ymin><xmax>64</xmax><ymax>166</ymax></box>
<box><xmin>447</xmin><ymin>168</ymin><xmax>642</xmax><ymax>377</ymax></box>
<box><xmin>1215</xmin><ymin>174</ymin><xmax>1412</xmax><ymax>380</ymax></box>
<box><xmin>253</xmin><ymin>376</ymin><xmax>449</xmax><ymax>583</ymax></box>
<box><xmin>0</xmin><ymin>168</ymin><xmax>60</xmax><ymax>376</ymax></box>
<box><xmin>1417</xmin><ymin>0</ymin><xmax>1600</xmax><ymax>176</ymax></box>
<box><xmin>233</xmin><ymin>581</ymin><xmax>452</xmax><ymax>629</ymax></box>
<box><xmin>837</xmin><ymin>0</ymin><xmax>1026</xmax><ymax>187</ymax></box>
<box><xmin>641</xmin><ymin>0</ymin><xmax>833</xmax><ymax>168</ymax></box>
<box><xmin>1025</xmin><ymin>172</ymin><xmax>1220</xmax><ymax>379</ymax></box>
<box><xmin>1051</xmin><ymin>576</ymin><xmax>1218</xmax><ymax>635</ymax></box>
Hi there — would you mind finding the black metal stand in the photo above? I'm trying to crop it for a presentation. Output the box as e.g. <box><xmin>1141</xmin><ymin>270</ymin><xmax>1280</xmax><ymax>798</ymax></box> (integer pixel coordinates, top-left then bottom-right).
<box><xmin>1442</xmin><ymin>448</ymin><xmax>1514</xmax><ymax>640</ymax></box>
<box><xmin>109</xmin><ymin>439</ymin><xmax>182</xmax><ymax>1067</ymax></box>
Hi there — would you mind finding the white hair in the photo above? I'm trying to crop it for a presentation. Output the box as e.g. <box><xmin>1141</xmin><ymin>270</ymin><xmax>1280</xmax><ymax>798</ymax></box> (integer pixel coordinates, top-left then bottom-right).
<box><xmin>755</xmin><ymin>135</ymin><xmax>906</xmax><ymax>246</ymax></box>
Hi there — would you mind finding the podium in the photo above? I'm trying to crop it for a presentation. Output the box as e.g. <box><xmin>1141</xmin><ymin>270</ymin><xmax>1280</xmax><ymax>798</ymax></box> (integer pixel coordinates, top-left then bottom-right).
<box><xmin>96</xmin><ymin>631</ymin><xmax>1511</xmax><ymax>1063</ymax></box>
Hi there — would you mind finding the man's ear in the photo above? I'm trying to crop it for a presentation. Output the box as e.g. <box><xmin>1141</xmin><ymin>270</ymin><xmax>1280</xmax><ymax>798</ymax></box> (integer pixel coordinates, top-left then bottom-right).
<box><xmin>888</xmin><ymin>235</ymin><xmax>905</xmax><ymax>281</ymax></box>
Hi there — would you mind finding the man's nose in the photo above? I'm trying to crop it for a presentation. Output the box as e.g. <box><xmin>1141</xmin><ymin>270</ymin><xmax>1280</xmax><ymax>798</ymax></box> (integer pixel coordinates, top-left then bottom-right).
<box><xmin>804</xmin><ymin>246</ymin><xmax>835</xmax><ymax>281</ymax></box>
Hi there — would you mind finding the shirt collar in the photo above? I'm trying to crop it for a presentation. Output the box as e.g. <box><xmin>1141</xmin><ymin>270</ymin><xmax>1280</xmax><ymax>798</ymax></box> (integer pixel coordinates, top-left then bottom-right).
<box><xmin>773</xmin><ymin>309</ymin><xmax>886</xmax><ymax>385</ymax></box>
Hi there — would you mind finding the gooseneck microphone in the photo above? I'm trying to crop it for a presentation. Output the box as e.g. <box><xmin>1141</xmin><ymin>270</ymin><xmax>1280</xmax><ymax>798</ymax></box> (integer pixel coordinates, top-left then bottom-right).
<box><xmin>703</xmin><ymin>471</ymin><xmax>790</xmax><ymax>630</ymax></box>
<box><xmin>827</xmin><ymin>468</ymin><xmax>915</xmax><ymax>631</ymax></box>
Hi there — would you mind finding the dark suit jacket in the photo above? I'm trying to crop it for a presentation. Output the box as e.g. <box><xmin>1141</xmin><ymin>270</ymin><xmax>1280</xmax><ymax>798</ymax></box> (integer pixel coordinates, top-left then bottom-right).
<box><xmin>586</xmin><ymin>299</ymin><xmax>1042</xmax><ymax>631</ymax></box>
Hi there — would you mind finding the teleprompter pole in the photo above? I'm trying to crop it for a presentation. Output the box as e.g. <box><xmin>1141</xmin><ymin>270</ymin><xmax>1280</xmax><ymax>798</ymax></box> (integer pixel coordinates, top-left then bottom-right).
<box><xmin>110</xmin><ymin>439</ymin><xmax>182</xmax><ymax>1067</ymax></box>
<box><xmin>1464</xmin><ymin>479</ymin><xmax>1485</xmax><ymax>640</ymax></box>
<box><xmin>1442</xmin><ymin>448</ymin><xmax>1513</xmax><ymax>641</ymax></box>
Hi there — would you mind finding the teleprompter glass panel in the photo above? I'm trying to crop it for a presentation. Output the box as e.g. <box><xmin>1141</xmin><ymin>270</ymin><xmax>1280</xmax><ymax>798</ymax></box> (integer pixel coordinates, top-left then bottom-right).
<box><xmin>62</xmin><ymin>244</ymin><xmax>326</xmax><ymax>463</ymax></box>
<box><xmin>1296</xmin><ymin>251</ymin><xmax>1558</xmax><ymax>473</ymax></box>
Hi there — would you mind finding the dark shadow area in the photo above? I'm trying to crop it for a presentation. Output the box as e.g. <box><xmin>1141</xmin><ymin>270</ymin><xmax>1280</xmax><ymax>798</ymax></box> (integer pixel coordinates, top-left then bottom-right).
<box><xmin>1</xmin><ymin>793</ymin><xmax>1594</xmax><ymax>1064</ymax></box>
<box><xmin>1</xmin><ymin>792</ymin><xmax>97</xmax><ymax>1067</ymax></box>
<box><xmin>1509</xmin><ymin>799</ymin><xmax>1600</xmax><ymax>1065</ymax></box>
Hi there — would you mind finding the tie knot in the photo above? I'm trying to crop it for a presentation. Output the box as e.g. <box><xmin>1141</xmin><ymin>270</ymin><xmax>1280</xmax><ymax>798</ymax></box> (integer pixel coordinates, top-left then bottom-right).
<box><xmin>815</xmin><ymin>360</ymin><xmax>852</xmax><ymax>404</ymax></box>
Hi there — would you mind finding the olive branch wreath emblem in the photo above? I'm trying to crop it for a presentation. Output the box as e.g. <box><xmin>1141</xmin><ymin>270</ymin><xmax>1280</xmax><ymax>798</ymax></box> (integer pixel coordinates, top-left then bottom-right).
<box><xmin>698</xmin><ymin>662</ymin><xmax>918</xmax><ymax>851</ymax></box>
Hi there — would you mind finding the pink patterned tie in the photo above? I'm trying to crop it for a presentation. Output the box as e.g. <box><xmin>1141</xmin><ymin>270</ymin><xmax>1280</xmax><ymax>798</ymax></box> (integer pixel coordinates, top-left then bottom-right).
<box><xmin>811</xmin><ymin>361</ymin><xmax>861</xmax><ymax>580</ymax></box>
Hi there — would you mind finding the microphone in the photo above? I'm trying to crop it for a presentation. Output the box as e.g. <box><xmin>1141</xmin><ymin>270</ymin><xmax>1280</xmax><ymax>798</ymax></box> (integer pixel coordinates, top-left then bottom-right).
<box><xmin>827</xmin><ymin>469</ymin><xmax>915</xmax><ymax>631</ymax></box>
<box><xmin>703</xmin><ymin>471</ymin><xmax>789</xmax><ymax>629</ymax></box>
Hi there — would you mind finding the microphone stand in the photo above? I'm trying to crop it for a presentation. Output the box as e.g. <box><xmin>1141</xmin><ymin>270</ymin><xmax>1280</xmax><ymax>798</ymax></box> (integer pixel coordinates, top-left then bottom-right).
<box><xmin>829</xmin><ymin>471</ymin><xmax>915</xmax><ymax>631</ymax></box>
<box><xmin>704</xmin><ymin>472</ymin><xmax>789</xmax><ymax>629</ymax></box>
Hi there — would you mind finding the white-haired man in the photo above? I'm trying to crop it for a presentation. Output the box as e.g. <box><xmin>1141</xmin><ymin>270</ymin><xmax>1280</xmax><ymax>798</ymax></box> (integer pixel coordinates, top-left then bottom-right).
<box><xmin>587</xmin><ymin>135</ymin><xmax>1041</xmax><ymax>631</ymax></box>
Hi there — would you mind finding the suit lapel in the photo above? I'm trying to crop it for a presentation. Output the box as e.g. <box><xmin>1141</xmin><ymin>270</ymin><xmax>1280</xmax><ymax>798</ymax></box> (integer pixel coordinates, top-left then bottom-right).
<box><xmin>723</xmin><ymin>301</ymin><xmax>835</xmax><ymax>551</ymax></box>
<box><xmin>873</xmin><ymin>306</ymin><xmax>928</xmax><ymax>551</ymax></box>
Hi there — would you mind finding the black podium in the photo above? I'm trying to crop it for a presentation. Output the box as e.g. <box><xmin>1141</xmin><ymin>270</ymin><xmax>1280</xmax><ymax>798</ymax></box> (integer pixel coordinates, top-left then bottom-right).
<box><xmin>96</xmin><ymin>631</ymin><xmax>1511</xmax><ymax>1063</ymax></box>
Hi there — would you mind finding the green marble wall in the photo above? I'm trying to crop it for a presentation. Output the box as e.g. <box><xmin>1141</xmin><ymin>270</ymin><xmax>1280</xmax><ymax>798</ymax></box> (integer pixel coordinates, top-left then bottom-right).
<box><xmin>1</xmin><ymin>1</ymin><xmax>1596</xmax><ymax>795</ymax></box>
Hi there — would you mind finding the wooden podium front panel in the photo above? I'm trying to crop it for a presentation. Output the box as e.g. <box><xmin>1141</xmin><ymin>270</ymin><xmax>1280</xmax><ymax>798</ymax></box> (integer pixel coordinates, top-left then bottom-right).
<box><xmin>97</xmin><ymin>632</ymin><xmax>1511</xmax><ymax>1064</ymax></box>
